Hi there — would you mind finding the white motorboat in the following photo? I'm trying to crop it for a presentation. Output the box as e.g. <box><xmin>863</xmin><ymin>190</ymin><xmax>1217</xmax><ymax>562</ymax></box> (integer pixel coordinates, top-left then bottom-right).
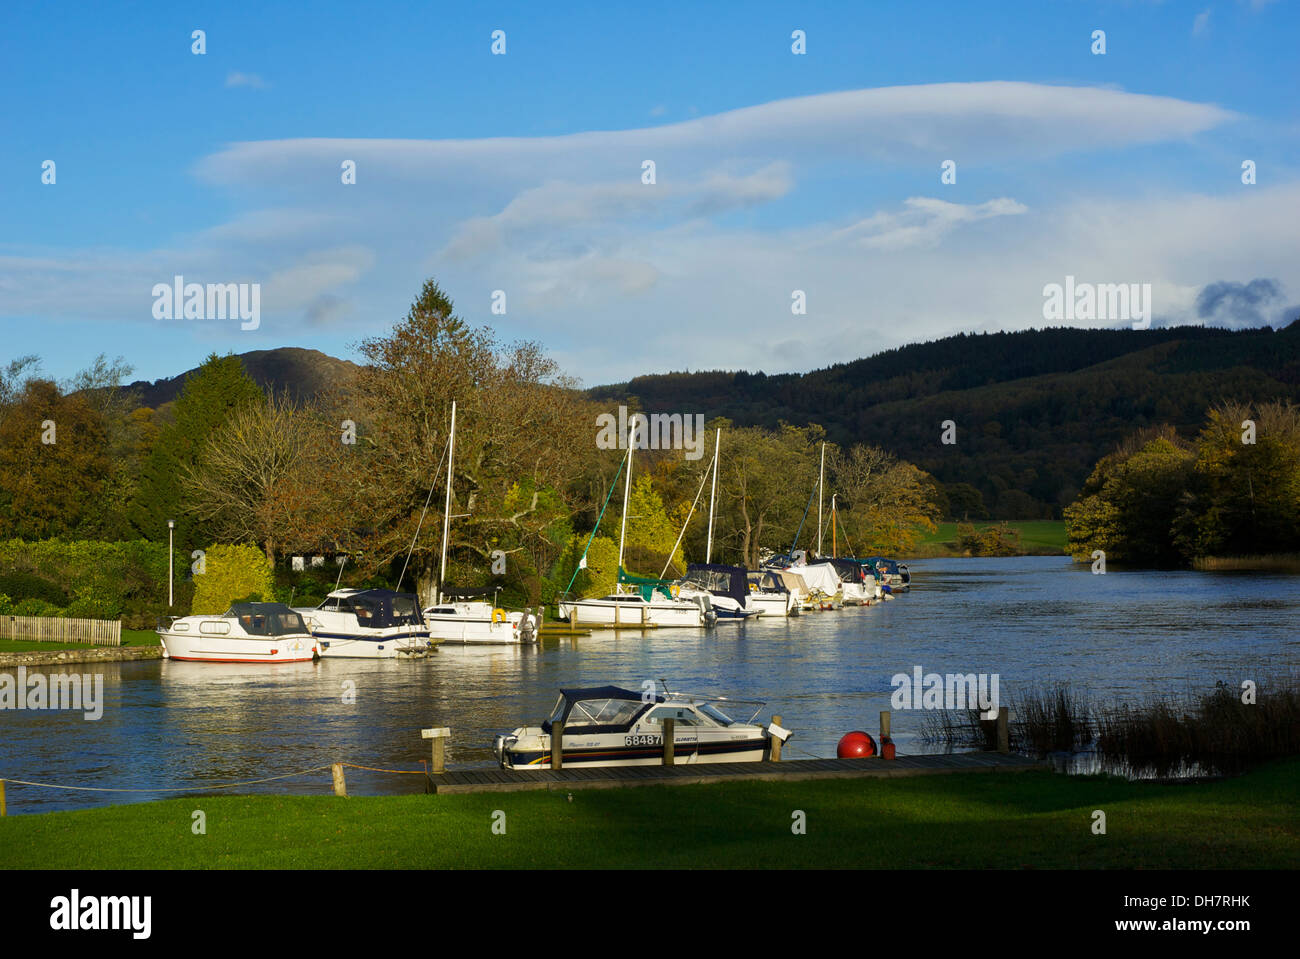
<box><xmin>675</xmin><ymin>563</ymin><xmax>760</xmax><ymax>620</ymax></box>
<box><xmin>493</xmin><ymin>683</ymin><xmax>789</xmax><ymax>769</ymax></box>
<box><xmin>295</xmin><ymin>588</ymin><xmax>433</xmax><ymax>658</ymax></box>
<box><xmin>159</xmin><ymin>602</ymin><xmax>318</xmax><ymax>663</ymax></box>
<box><xmin>423</xmin><ymin>589</ymin><xmax>538</xmax><ymax>644</ymax></box>
<box><xmin>745</xmin><ymin>570</ymin><xmax>800</xmax><ymax>616</ymax></box>
<box><xmin>558</xmin><ymin>591</ymin><xmax>711</xmax><ymax>628</ymax></box>
<box><xmin>826</xmin><ymin>558</ymin><xmax>875</xmax><ymax>605</ymax></box>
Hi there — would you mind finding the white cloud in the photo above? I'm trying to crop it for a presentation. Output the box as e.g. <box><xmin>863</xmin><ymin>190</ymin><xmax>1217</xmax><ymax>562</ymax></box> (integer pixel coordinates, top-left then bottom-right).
<box><xmin>1193</xmin><ymin>9</ymin><xmax>1212</xmax><ymax>35</ymax></box>
<box><xmin>226</xmin><ymin>71</ymin><xmax>267</xmax><ymax>89</ymax></box>
<box><xmin>195</xmin><ymin>82</ymin><xmax>1235</xmax><ymax>188</ymax></box>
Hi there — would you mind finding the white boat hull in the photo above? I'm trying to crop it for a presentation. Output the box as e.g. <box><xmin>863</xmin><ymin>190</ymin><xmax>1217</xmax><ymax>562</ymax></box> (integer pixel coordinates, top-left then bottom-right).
<box><xmin>159</xmin><ymin>630</ymin><xmax>316</xmax><ymax>663</ymax></box>
<box><xmin>558</xmin><ymin>597</ymin><xmax>703</xmax><ymax>627</ymax></box>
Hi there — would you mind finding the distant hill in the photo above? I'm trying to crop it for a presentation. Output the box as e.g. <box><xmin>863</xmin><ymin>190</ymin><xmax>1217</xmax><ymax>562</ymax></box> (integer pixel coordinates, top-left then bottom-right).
<box><xmin>124</xmin><ymin>347</ymin><xmax>359</xmax><ymax>409</ymax></box>
<box><xmin>587</xmin><ymin>323</ymin><xmax>1300</xmax><ymax>518</ymax></box>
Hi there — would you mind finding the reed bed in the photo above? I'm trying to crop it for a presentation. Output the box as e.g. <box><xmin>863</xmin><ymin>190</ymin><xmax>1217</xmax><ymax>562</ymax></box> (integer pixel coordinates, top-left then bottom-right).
<box><xmin>1191</xmin><ymin>553</ymin><xmax>1300</xmax><ymax>573</ymax></box>
<box><xmin>921</xmin><ymin>676</ymin><xmax>1300</xmax><ymax>777</ymax></box>
<box><xmin>920</xmin><ymin>683</ymin><xmax>1096</xmax><ymax>754</ymax></box>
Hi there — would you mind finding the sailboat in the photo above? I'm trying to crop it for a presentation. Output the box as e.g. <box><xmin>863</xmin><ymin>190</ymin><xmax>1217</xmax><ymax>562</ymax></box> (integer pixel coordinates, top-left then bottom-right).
<box><xmin>671</xmin><ymin>429</ymin><xmax>759</xmax><ymax>620</ymax></box>
<box><xmin>557</xmin><ymin>421</ymin><xmax>712</xmax><ymax>628</ymax></box>
<box><xmin>421</xmin><ymin>401</ymin><xmax>538</xmax><ymax>644</ymax></box>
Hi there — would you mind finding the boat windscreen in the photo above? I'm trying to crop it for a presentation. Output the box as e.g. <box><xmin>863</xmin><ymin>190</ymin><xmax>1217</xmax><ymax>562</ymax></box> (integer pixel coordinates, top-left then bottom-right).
<box><xmin>566</xmin><ymin>698</ymin><xmax>645</xmax><ymax>727</ymax></box>
<box><xmin>697</xmin><ymin>702</ymin><xmax>738</xmax><ymax>726</ymax></box>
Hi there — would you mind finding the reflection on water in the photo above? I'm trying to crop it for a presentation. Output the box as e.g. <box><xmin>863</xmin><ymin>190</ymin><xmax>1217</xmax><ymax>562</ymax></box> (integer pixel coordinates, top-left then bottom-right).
<box><xmin>1</xmin><ymin>556</ymin><xmax>1295</xmax><ymax>811</ymax></box>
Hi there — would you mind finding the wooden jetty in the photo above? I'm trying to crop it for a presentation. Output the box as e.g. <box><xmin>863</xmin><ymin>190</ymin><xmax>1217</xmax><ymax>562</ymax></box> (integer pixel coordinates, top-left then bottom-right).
<box><xmin>425</xmin><ymin>752</ymin><xmax>1046</xmax><ymax>795</ymax></box>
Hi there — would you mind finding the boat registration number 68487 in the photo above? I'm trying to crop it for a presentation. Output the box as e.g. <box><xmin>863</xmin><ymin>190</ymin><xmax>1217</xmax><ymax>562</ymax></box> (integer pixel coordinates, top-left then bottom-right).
<box><xmin>625</xmin><ymin>734</ymin><xmax>662</xmax><ymax>746</ymax></box>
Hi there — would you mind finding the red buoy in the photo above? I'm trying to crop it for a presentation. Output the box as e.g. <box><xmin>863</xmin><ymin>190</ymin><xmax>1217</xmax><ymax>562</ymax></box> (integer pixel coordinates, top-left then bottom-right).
<box><xmin>837</xmin><ymin>731</ymin><xmax>877</xmax><ymax>758</ymax></box>
<box><xmin>882</xmin><ymin>740</ymin><xmax>896</xmax><ymax>760</ymax></box>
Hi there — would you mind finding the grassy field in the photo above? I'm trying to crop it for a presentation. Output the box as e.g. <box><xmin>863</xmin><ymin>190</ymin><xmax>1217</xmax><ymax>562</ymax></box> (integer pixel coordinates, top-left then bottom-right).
<box><xmin>0</xmin><ymin>628</ymin><xmax>159</xmax><ymax>654</ymax></box>
<box><xmin>1</xmin><ymin>760</ymin><xmax>1294</xmax><ymax>869</ymax></box>
<box><xmin>908</xmin><ymin>520</ymin><xmax>1068</xmax><ymax>558</ymax></box>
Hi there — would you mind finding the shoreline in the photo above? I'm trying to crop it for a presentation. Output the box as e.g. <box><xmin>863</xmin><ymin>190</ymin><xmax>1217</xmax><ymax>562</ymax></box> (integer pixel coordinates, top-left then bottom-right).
<box><xmin>0</xmin><ymin>646</ymin><xmax>163</xmax><ymax>668</ymax></box>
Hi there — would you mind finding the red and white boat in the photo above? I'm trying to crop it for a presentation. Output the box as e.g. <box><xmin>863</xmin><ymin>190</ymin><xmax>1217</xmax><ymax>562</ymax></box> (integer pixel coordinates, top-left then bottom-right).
<box><xmin>158</xmin><ymin>602</ymin><xmax>318</xmax><ymax>663</ymax></box>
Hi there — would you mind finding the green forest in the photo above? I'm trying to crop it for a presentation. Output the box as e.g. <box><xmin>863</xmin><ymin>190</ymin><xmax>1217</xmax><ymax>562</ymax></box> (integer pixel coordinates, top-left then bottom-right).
<box><xmin>3</xmin><ymin>280</ymin><xmax>1296</xmax><ymax>621</ymax></box>
<box><xmin>590</xmin><ymin>321</ymin><xmax>1300</xmax><ymax>520</ymax></box>
<box><xmin>0</xmin><ymin>280</ymin><xmax>949</xmax><ymax>617</ymax></box>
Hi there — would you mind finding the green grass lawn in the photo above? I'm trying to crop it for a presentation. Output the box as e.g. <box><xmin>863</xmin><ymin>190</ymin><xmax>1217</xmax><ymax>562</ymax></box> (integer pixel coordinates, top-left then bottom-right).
<box><xmin>912</xmin><ymin>520</ymin><xmax>1067</xmax><ymax>557</ymax></box>
<box><xmin>2</xmin><ymin>760</ymin><xmax>1294</xmax><ymax>869</ymax></box>
<box><xmin>0</xmin><ymin>639</ymin><xmax>98</xmax><ymax>653</ymax></box>
<box><xmin>0</xmin><ymin>628</ymin><xmax>159</xmax><ymax>653</ymax></box>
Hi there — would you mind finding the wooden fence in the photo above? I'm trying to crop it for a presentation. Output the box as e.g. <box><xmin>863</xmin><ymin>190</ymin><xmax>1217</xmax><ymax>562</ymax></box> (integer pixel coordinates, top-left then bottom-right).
<box><xmin>0</xmin><ymin>616</ymin><xmax>122</xmax><ymax>646</ymax></box>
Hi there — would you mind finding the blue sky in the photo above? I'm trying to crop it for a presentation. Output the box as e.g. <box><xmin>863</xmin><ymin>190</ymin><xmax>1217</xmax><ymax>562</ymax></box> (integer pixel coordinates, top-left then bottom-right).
<box><xmin>2</xmin><ymin>0</ymin><xmax>1297</xmax><ymax>387</ymax></box>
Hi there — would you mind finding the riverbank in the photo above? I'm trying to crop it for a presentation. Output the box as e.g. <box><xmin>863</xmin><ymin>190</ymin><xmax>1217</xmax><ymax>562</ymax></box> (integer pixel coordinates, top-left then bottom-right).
<box><xmin>0</xmin><ymin>628</ymin><xmax>162</xmax><ymax>666</ymax></box>
<box><xmin>1</xmin><ymin>759</ymin><xmax>1294</xmax><ymax>868</ymax></box>
<box><xmin>905</xmin><ymin>520</ymin><xmax>1067</xmax><ymax>558</ymax></box>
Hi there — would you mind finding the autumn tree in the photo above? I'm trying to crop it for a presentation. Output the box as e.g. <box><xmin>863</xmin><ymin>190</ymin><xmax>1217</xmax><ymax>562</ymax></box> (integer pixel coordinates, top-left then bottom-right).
<box><xmin>829</xmin><ymin>444</ymin><xmax>939</xmax><ymax>554</ymax></box>
<box><xmin>340</xmin><ymin>279</ymin><xmax>599</xmax><ymax>604</ymax></box>
<box><xmin>181</xmin><ymin>392</ymin><xmax>340</xmax><ymax>563</ymax></box>
<box><xmin>0</xmin><ymin>380</ymin><xmax>109</xmax><ymax>539</ymax></box>
<box><xmin>716</xmin><ymin>423</ymin><xmax>822</xmax><ymax>567</ymax></box>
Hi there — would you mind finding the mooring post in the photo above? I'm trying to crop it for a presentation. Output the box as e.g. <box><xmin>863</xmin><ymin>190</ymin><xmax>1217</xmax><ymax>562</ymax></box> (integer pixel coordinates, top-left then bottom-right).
<box><xmin>332</xmin><ymin>762</ymin><xmax>347</xmax><ymax>797</ymax></box>
<box><xmin>770</xmin><ymin>715</ymin><xmax>783</xmax><ymax>762</ymax></box>
<box><xmin>552</xmin><ymin>721</ymin><xmax>565</xmax><ymax>769</ymax></box>
<box><xmin>880</xmin><ymin>710</ymin><xmax>891</xmax><ymax>741</ymax></box>
<box><xmin>997</xmin><ymin>707</ymin><xmax>1010</xmax><ymax>754</ymax></box>
<box><xmin>662</xmin><ymin>718</ymin><xmax>675</xmax><ymax>765</ymax></box>
<box><xmin>0</xmin><ymin>778</ymin><xmax>6</xmax><ymax>816</ymax></box>
<box><xmin>421</xmin><ymin>727</ymin><xmax>450</xmax><ymax>774</ymax></box>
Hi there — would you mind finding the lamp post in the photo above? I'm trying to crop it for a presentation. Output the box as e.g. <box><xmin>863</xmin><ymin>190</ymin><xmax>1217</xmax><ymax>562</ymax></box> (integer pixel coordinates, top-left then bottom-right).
<box><xmin>167</xmin><ymin>520</ymin><xmax>175</xmax><ymax>608</ymax></box>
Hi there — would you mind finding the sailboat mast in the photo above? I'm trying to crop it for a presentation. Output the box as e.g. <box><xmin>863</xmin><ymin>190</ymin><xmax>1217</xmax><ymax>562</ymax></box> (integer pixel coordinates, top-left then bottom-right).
<box><xmin>705</xmin><ymin>428</ymin><xmax>720</xmax><ymax>564</ymax></box>
<box><xmin>437</xmin><ymin>400</ymin><xmax>457</xmax><ymax>605</ymax></box>
<box><xmin>615</xmin><ymin>420</ymin><xmax>635</xmax><ymax>592</ymax></box>
<box><xmin>817</xmin><ymin>442</ymin><xmax>825</xmax><ymax>556</ymax></box>
<box><xmin>832</xmin><ymin>493</ymin><xmax>837</xmax><ymax>556</ymax></box>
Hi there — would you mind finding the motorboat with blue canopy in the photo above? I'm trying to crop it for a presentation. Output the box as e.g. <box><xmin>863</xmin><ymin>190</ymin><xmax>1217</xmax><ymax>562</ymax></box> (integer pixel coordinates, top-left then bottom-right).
<box><xmin>676</xmin><ymin>563</ymin><xmax>758</xmax><ymax>620</ymax></box>
<box><xmin>295</xmin><ymin>588</ymin><xmax>433</xmax><ymax>658</ymax></box>
<box><xmin>493</xmin><ymin>682</ymin><xmax>786</xmax><ymax>769</ymax></box>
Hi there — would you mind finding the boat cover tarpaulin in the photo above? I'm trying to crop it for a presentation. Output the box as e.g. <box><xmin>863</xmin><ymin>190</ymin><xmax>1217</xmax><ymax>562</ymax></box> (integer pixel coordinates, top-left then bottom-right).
<box><xmin>795</xmin><ymin>563</ymin><xmax>843</xmax><ymax>596</ymax></box>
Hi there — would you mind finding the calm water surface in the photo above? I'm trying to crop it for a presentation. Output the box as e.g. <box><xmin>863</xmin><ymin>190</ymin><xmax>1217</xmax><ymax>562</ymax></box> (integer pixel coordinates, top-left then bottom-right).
<box><xmin>3</xmin><ymin>557</ymin><xmax>1296</xmax><ymax>812</ymax></box>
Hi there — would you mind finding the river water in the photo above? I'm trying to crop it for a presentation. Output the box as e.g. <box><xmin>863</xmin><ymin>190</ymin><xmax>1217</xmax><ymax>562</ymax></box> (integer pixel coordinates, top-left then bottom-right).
<box><xmin>2</xmin><ymin>556</ymin><xmax>1296</xmax><ymax>813</ymax></box>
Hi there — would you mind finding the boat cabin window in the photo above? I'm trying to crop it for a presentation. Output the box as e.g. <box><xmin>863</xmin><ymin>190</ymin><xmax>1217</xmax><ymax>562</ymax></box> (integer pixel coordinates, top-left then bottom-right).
<box><xmin>318</xmin><ymin>597</ymin><xmax>346</xmax><ymax>611</ymax></box>
<box><xmin>427</xmin><ymin>606</ymin><xmax>456</xmax><ymax>615</ymax></box>
<box><xmin>565</xmin><ymin>698</ymin><xmax>644</xmax><ymax>728</ymax></box>
<box><xmin>199</xmin><ymin>620</ymin><xmax>230</xmax><ymax>635</ymax></box>
<box><xmin>644</xmin><ymin>706</ymin><xmax>706</xmax><ymax>727</ymax></box>
<box><xmin>351</xmin><ymin>596</ymin><xmax>379</xmax><ymax>623</ymax></box>
<box><xmin>390</xmin><ymin>595</ymin><xmax>422</xmax><ymax>625</ymax></box>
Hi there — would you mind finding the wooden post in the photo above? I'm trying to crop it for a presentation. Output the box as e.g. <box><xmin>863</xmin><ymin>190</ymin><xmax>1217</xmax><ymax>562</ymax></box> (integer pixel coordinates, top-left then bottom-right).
<box><xmin>331</xmin><ymin>763</ymin><xmax>347</xmax><ymax>797</ymax></box>
<box><xmin>0</xmin><ymin>779</ymin><xmax>6</xmax><ymax>816</ymax></box>
<box><xmin>662</xmin><ymin>718</ymin><xmax>675</xmax><ymax>765</ymax></box>
<box><xmin>770</xmin><ymin>715</ymin><xmax>783</xmax><ymax>762</ymax></box>
<box><xmin>422</xmin><ymin>727</ymin><xmax>450</xmax><ymax>774</ymax></box>
<box><xmin>997</xmin><ymin>707</ymin><xmax>1009</xmax><ymax>754</ymax></box>
<box><xmin>551</xmin><ymin>721</ymin><xmax>565</xmax><ymax>769</ymax></box>
<box><xmin>880</xmin><ymin>710</ymin><xmax>891</xmax><ymax>741</ymax></box>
